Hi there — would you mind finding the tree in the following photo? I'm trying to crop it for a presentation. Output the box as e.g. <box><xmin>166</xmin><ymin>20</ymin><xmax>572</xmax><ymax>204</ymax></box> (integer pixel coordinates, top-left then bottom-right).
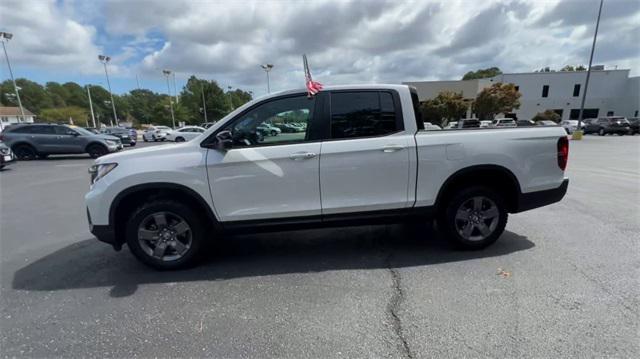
<box><xmin>532</xmin><ymin>110</ymin><xmax>561</xmax><ymax>123</ymax></box>
<box><xmin>473</xmin><ymin>83</ymin><xmax>521</xmax><ymax>121</ymax></box>
<box><xmin>39</xmin><ymin>106</ymin><xmax>89</xmax><ymax>125</ymax></box>
<box><xmin>420</xmin><ymin>91</ymin><xmax>468</xmax><ymax>126</ymax></box>
<box><xmin>462</xmin><ymin>67</ymin><xmax>502</xmax><ymax>80</ymax></box>
<box><xmin>560</xmin><ymin>65</ymin><xmax>587</xmax><ymax>72</ymax></box>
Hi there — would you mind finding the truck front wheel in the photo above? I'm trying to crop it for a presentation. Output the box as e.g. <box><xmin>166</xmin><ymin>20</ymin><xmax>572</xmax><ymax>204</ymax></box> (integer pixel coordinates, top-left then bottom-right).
<box><xmin>439</xmin><ymin>186</ymin><xmax>508</xmax><ymax>250</ymax></box>
<box><xmin>125</xmin><ymin>199</ymin><xmax>206</xmax><ymax>270</ymax></box>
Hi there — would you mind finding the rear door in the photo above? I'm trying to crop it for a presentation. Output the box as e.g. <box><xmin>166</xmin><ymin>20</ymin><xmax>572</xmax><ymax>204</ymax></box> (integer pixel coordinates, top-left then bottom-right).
<box><xmin>27</xmin><ymin>125</ymin><xmax>58</xmax><ymax>152</ymax></box>
<box><xmin>319</xmin><ymin>90</ymin><xmax>413</xmax><ymax>215</ymax></box>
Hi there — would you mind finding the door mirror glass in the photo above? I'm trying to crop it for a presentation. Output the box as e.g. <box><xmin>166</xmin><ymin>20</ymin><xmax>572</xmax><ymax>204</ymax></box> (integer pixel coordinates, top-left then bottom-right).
<box><xmin>215</xmin><ymin>130</ymin><xmax>233</xmax><ymax>150</ymax></box>
<box><xmin>67</xmin><ymin>130</ymin><xmax>79</xmax><ymax>136</ymax></box>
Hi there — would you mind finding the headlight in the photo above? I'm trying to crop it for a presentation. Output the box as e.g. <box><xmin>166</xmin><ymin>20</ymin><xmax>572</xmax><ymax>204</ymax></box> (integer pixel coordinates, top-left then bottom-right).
<box><xmin>88</xmin><ymin>163</ymin><xmax>117</xmax><ymax>184</ymax></box>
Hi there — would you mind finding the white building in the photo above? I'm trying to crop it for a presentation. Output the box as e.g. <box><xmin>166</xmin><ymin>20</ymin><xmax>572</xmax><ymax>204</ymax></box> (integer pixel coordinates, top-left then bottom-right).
<box><xmin>0</xmin><ymin>106</ymin><xmax>36</xmax><ymax>130</ymax></box>
<box><xmin>404</xmin><ymin>69</ymin><xmax>640</xmax><ymax>121</ymax></box>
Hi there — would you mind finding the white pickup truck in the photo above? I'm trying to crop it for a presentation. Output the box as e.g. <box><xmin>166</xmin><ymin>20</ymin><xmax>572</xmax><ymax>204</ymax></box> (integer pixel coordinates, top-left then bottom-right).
<box><xmin>86</xmin><ymin>84</ymin><xmax>569</xmax><ymax>269</ymax></box>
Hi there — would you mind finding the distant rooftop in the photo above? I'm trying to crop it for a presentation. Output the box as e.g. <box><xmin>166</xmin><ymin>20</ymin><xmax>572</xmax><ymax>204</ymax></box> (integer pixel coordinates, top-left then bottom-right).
<box><xmin>0</xmin><ymin>106</ymin><xmax>36</xmax><ymax>117</ymax></box>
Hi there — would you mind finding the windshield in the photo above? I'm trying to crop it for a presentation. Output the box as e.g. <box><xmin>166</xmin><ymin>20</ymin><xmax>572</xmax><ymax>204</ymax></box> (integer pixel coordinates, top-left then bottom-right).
<box><xmin>69</xmin><ymin>126</ymin><xmax>95</xmax><ymax>136</ymax></box>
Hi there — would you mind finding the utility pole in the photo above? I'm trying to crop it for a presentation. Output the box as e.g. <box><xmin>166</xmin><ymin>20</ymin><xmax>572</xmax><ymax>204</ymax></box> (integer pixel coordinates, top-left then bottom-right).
<box><xmin>576</xmin><ymin>0</ymin><xmax>604</xmax><ymax>140</ymax></box>
<box><xmin>135</xmin><ymin>74</ymin><xmax>141</xmax><ymax>90</ymax></box>
<box><xmin>0</xmin><ymin>32</ymin><xmax>26</xmax><ymax>122</ymax></box>
<box><xmin>163</xmin><ymin>69</ymin><xmax>176</xmax><ymax>129</ymax></box>
<box><xmin>86</xmin><ymin>85</ymin><xmax>96</xmax><ymax>128</ymax></box>
<box><xmin>98</xmin><ymin>55</ymin><xmax>119</xmax><ymax>126</ymax></box>
<box><xmin>201</xmin><ymin>83</ymin><xmax>208</xmax><ymax>123</ymax></box>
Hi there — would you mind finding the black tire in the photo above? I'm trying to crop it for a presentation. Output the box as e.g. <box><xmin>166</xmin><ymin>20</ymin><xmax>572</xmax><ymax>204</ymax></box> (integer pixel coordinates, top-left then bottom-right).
<box><xmin>271</xmin><ymin>130</ymin><xmax>278</xmax><ymax>136</ymax></box>
<box><xmin>152</xmin><ymin>135</ymin><xmax>157</xmax><ymax>142</ymax></box>
<box><xmin>12</xmin><ymin>144</ymin><xmax>37</xmax><ymax>160</ymax></box>
<box><xmin>438</xmin><ymin>186</ymin><xmax>508</xmax><ymax>250</ymax></box>
<box><xmin>87</xmin><ymin>144</ymin><xmax>108</xmax><ymax>158</ymax></box>
<box><xmin>598</xmin><ymin>128</ymin><xmax>605</xmax><ymax>136</ymax></box>
<box><xmin>130</xmin><ymin>142</ymin><xmax>137</xmax><ymax>146</ymax></box>
<box><xmin>126</xmin><ymin>199</ymin><xmax>206</xmax><ymax>270</ymax></box>
<box><xmin>143</xmin><ymin>136</ymin><xmax>148</xmax><ymax>142</ymax></box>
<box><xmin>37</xmin><ymin>153</ymin><xmax>49</xmax><ymax>160</ymax></box>
<box><xmin>175</xmin><ymin>137</ymin><xmax>185</xmax><ymax>142</ymax></box>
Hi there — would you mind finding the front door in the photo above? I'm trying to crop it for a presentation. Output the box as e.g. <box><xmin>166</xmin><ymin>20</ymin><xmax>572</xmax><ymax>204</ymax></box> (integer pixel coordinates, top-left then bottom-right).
<box><xmin>53</xmin><ymin>126</ymin><xmax>84</xmax><ymax>153</ymax></box>
<box><xmin>206</xmin><ymin>94</ymin><xmax>322</xmax><ymax>222</ymax></box>
<box><xmin>319</xmin><ymin>91</ymin><xmax>413</xmax><ymax>215</ymax></box>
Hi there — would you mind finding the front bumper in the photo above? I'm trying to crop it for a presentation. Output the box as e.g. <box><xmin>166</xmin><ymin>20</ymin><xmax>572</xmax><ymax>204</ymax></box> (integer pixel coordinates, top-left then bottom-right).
<box><xmin>1</xmin><ymin>152</ymin><xmax>15</xmax><ymax>166</ymax></box>
<box><xmin>87</xmin><ymin>207</ymin><xmax>120</xmax><ymax>250</ymax></box>
<box><xmin>514</xmin><ymin>179</ymin><xmax>569</xmax><ymax>213</ymax></box>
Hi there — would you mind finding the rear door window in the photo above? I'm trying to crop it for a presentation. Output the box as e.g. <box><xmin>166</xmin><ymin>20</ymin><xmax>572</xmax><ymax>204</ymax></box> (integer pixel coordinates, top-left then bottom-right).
<box><xmin>329</xmin><ymin>91</ymin><xmax>401</xmax><ymax>139</ymax></box>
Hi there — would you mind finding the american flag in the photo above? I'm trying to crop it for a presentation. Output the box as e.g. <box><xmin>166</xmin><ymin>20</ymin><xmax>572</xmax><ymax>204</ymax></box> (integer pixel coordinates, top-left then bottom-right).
<box><xmin>303</xmin><ymin>54</ymin><xmax>323</xmax><ymax>96</ymax></box>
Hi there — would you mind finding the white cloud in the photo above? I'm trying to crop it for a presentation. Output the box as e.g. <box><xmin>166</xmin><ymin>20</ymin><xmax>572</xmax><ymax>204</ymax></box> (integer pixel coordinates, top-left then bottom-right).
<box><xmin>1</xmin><ymin>0</ymin><xmax>638</xmax><ymax>94</ymax></box>
<box><xmin>0</xmin><ymin>0</ymin><xmax>102</xmax><ymax>74</ymax></box>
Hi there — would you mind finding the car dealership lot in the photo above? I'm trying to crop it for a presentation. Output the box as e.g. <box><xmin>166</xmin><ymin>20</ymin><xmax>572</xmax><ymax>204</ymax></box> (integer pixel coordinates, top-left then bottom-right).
<box><xmin>1</xmin><ymin>137</ymin><xmax>638</xmax><ymax>357</ymax></box>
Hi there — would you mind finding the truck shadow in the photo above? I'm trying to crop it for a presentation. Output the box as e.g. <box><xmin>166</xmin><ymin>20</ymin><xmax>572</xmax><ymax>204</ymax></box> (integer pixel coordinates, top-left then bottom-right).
<box><xmin>12</xmin><ymin>224</ymin><xmax>534</xmax><ymax>298</ymax></box>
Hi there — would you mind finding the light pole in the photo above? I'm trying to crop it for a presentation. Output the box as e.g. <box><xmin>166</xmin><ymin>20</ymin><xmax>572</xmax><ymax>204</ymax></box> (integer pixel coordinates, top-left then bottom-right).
<box><xmin>162</xmin><ymin>69</ymin><xmax>176</xmax><ymax>129</ymax></box>
<box><xmin>98</xmin><ymin>55</ymin><xmax>119</xmax><ymax>126</ymax></box>
<box><xmin>172</xmin><ymin>71</ymin><xmax>179</xmax><ymax>103</ymax></box>
<box><xmin>260</xmin><ymin>64</ymin><xmax>274</xmax><ymax>93</ymax></box>
<box><xmin>201</xmin><ymin>83</ymin><xmax>208</xmax><ymax>123</ymax></box>
<box><xmin>576</xmin><ymin>0</ymin><xmax>604</xmax><ymax>140</ymax></box>
<box><xmin>86</xmin><ymin>85</ymin><xmax>96</xmax><ymax>128</ymax></box>
<box><xmin>0</xmin><ymin>32</ymin><xmax>26</xmax><ymax>122</ymax></box>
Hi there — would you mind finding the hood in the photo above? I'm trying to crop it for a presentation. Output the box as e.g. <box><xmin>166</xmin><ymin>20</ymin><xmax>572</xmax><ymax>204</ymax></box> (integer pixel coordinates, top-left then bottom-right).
<box><xmin>95</xmin><ymin>134</ymin><xmax>121</xmax><ymax>141</ymax></box>
<box><xmin>95</xmin><ymin>141</ymin><xmax>195</xmax><ymax>164</ymax></box>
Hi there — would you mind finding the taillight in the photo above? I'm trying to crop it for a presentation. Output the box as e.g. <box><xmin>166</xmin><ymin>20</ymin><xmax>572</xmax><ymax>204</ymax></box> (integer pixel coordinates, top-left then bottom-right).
<box><xmin>557</xmin><ymin>136</ymin><xmax>569</xmax><ymax>170</ymax></box>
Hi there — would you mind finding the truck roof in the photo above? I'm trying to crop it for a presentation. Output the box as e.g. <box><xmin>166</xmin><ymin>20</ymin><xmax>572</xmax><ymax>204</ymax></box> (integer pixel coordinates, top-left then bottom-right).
<box><xmin>263</xmin><ymin>84</ymin><xmax>410</xmax><ymax>99</ymax></box>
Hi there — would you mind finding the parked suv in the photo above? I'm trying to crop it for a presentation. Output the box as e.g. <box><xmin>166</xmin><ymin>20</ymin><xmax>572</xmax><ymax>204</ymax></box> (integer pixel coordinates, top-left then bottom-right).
<box><xmin>1</xmin><ymin>124</ymin><xmax>122</xmax><ymax>159</ymax></box>
<box><xmin>101</xmin><ymin>127</ymin><xmax>136</xmax><ymax>146</ymax></box>
<box><xmin>583</xmin><ymin>117</ymin><xmax>631</xmax><ymax>136</ymax></box>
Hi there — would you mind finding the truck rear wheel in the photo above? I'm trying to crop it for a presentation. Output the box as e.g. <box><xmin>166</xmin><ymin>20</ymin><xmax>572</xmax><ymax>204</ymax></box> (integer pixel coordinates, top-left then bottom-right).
<box><xmin>439</xmin><ymin>186</ymin><xmax>507</xmax><ymax>249</ymax></box>
<box><xmin>125</xmin><ymin>199</ymin><xmax>205</xmax><ymax>270</ymax></box>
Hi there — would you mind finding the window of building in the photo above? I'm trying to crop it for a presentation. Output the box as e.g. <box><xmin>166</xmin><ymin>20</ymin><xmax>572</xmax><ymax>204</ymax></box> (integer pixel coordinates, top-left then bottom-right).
<box><xmin>542</xmin><ymin>85</ymin><xmax>549</xmax><ymax>98</ymax></box>
<box><xmin>573</xmin><ymin>84</ymin><xmax>580</xmax><ymax>97</ymax></box>
<box><xmin>330</xmin><ymin>91</ymin><xmax>400</xmax><ymax>139</ymax></box>
<box><xmin>606</xmin><ymin>111</ymin><xmax>614</xmax><ymax>116</ymax></box>
<box><xmin>553</xmin><ymin>109</ymin><xmax>563</xmax><ymax>119</ymax></box>
<box><xmin>570</xmin><ymin>108</ymin><xmax>599</xmax><ymax>119</ymax></box>
<box><xmin>1</xmin><ymin>116</ymin><xmax>8</xmax><ymax>123</ymax></box>
<box><xmin>635</xmin><ymin>110</ymin><xmax>638</xmax><ymax>117</ymax></box>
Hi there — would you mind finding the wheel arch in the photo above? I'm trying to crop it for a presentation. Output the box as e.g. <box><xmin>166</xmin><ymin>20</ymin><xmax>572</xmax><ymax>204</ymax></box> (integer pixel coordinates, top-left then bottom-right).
<box><xmin>435</xmin><ymin>165</ymin><xmax>522</xmax><ymax>213</ymax></box>
<box><xmin>10</xmin><ymin>141</ymin><xmax>36</xmax><ymax>151</ymax></box>
<box><xmin>84</xmin><ymin>141</ymin><xmax>108</xmax><ymax>152</ymax></box>
<box><xmin>109</xmin><ymin>183</ymin><xmax>220</xmax><ymax>245</ymax></box>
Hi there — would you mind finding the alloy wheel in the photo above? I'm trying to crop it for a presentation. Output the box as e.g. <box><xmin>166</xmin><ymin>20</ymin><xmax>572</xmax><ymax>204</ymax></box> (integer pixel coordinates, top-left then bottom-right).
<box><xmin>454</xmin><ymin>196</ymin><xmax>500</xmax><ymax>241</ymax></box>
<box><xmin>137</xmin><ymin>211</ymin><xmax>192</xmax><ymax>261</ymax></box>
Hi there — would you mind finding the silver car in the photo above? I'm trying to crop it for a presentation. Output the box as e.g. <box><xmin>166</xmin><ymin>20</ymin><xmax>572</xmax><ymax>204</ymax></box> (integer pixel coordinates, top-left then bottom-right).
<box><xmin>1</xmin><ymin>124</ymin><xmax>122</xmax><ymax>159</ymax></box>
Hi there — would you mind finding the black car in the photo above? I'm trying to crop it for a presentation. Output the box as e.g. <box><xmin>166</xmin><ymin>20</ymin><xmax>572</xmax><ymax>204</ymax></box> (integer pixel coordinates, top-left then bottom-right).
<box><xmin>584</xmin><ymin>117</ymin><xmax>631</xmax><ymax>136</ymax></box>
<box><xmin>101</xmin><ymin>127</ymin><xmax>136</xmax><ymax>146</ymax></box>
<box><xmin>0</xmin><ymin>141</ymin><xmax>15</xmax><ymax>169</ymax></box>
<box><xmin>628</xmin><ymin>117</ymin><xmax>639</xmax><ymax>135</ymax></box>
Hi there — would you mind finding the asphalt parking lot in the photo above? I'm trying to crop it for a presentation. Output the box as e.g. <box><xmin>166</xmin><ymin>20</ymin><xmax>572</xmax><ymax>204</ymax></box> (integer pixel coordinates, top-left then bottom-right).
<box><xmin>1</xmin><ymin>136</ymin><xmax>638</xmax><ymax>358</ymax></box>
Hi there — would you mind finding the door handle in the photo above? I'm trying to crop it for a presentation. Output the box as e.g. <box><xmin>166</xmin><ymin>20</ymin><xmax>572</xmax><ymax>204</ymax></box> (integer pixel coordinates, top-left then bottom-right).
<box><xmin>382</xmin><ymin>144</ymin><xmax>405</xmax><ymax>153</ymax></box>
<box><xmin>289</xmin><ymin>151</ymin><xmax>317</xmax><ymax>160</ymax></box>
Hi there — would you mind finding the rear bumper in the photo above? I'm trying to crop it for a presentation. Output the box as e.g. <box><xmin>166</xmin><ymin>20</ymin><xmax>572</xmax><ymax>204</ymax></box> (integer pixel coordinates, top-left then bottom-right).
<box><xmin>514</xmin><ymin>179</ymin><xmax>569</xmax><ymax>213</ymax></box>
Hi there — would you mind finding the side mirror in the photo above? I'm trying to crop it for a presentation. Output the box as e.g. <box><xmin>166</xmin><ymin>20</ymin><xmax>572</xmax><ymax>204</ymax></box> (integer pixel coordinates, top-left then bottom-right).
<box><xmin>67</xmin><ymin>131</ymin><xmax>79</xmax><ymax>136</ymax></box>
<box><xmin>215</xmin><ymin>130</ymin><xmax>233</xmax><ymax>150</ymax></box>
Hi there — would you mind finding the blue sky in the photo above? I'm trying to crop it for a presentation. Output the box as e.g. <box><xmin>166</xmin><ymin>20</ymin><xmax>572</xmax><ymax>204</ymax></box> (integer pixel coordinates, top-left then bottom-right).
<box><xmin>1</xmin><ymin>0</ymin><xmax>638</xmax><ymax>97</ymax></box>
